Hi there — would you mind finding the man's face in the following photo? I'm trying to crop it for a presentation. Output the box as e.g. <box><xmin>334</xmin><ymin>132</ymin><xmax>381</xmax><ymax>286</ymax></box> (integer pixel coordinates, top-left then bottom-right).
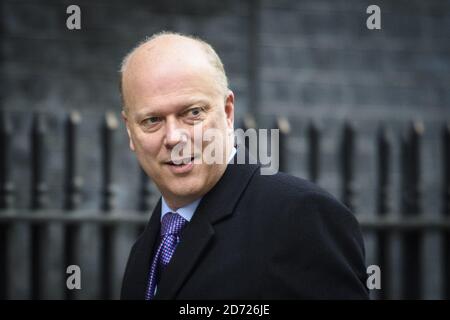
<box><xmin>122</xmin><ymin>49</ymin><xmax>234</xmax><ymax>209</ymax></box>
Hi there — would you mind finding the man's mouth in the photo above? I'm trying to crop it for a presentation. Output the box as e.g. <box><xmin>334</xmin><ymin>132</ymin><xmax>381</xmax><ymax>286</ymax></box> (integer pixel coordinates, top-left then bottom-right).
<box><xmin>165</xmin><ymin>156</ymin><xmax>195</xmax><ymax>166</ymax></box>
<box><xmin>164</xmin><ymin>156</ymin><xmax>196</xmax><ymax>174</ymax></box>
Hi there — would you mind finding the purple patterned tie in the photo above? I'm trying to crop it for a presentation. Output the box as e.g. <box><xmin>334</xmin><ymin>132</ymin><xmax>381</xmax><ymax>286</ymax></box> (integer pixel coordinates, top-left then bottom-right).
<box><xmin>145</xmin><ymin>212</ymin><xmax>188</xmax><ymax>300</ymax></box>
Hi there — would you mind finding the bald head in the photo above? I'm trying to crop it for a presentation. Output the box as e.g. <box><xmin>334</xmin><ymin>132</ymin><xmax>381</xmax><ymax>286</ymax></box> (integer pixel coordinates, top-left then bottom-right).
<box><xmin>119</xmin><ymin>32</ymin><xmax>229</xmax><ymax>111</ymax></box>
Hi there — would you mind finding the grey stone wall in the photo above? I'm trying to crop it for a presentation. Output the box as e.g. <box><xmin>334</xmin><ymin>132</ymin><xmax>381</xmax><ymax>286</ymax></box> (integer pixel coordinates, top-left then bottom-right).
<box><xmin>1</xmin><ymin>0</ymin><xmax>449</xmax><ymax>299</ymax></box>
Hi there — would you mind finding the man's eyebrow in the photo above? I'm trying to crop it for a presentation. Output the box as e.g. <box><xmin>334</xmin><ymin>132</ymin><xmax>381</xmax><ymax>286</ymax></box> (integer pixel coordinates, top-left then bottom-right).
<box><xmin>133</xmin><ymin>100</ymin><xmax>210</xmax><ymax>120</ymax></box>
<box><xmin>133</xmin><ymin>108</ymin><xmax>157</xmax><ymax>120</ymax></box>
<box><xmin>131</xmin><ymin>108</ymin><xmax>164</xmax><ymax>123</ymax></box>
<box><xmin>180</xmin><ymin>100</ymin><xmax>210</xmax><ymax>110</ymax></box>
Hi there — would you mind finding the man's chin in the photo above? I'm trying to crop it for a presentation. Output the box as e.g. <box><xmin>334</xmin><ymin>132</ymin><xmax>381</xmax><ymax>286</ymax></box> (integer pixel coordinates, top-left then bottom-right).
<box><xmin>166</xmin><ymin>182</ymin><xmax>203</xmax><ymax>199</ymax></box>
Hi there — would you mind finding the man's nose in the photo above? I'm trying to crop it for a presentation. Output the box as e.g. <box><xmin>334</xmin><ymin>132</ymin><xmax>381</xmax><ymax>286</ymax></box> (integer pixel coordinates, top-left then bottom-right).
<box><xmin>164</xmin><ymin>119</ymin><xmax>189</xmax><ymax>149</ymax></box>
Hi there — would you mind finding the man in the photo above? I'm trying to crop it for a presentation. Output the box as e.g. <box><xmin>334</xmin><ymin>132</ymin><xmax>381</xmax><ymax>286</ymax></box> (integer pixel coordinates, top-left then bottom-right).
<box><xmin>120</xmin><ymin>31</ymin><xmax>369</xmax><ymax>299</ymax></box>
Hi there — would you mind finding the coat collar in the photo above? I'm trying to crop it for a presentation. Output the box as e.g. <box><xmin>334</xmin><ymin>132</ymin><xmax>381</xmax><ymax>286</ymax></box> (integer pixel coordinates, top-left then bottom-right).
<box><xmin>121</xmin><ymin>198</ymin><xmax>161</xmax><ymax>300</ymax></box>
<box><xmin>155</xmin><ymin>152</ymin><xmax>260</xmax><ymax>299</ymax></box>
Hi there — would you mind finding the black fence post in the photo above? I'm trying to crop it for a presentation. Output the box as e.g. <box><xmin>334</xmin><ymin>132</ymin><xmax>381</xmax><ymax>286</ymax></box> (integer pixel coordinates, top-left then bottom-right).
<box><xmin>0</xmin><ymin>111</ymin><xmax>14</xmax><ymax>299</ymax></box>
<box><xmin>307</xmin><ymin>121</ymin><xmax>320</xmax><ymax>183</ymax></box>
<box><xmin>247</xmin><ymin>0</ymin><xmax>261</xmax><ymax>124</ymax></box>
<box><xmin>138</xmin><ymin>168</ymin><xmax>153</xmax><ymax>236</ymax></box>
<box><xmin>100</xmin><ymin>111</ymin><xmax>118</xmax><ymax>299</ymax></box>
<box><xmin>275</xmin><ymin>117</ymin><xmax>290</xmax><ymax>173</ymax></box>
<box><xmin>241</xmin><ymin>114</ymin><xmax>257</xmax><ymax>133</ymax></box>
<box><xmin>30</xmin><ymin>112</ymin><xmax>48</xmax><ymax>299</ymax></box>
<box><xmin>0</xmin><ymin>111</ymin><xmax>14</xmax><ymax>210</ymax></box>
<box><xmin>64</xmin><ymin>111</ymin><xmax>83</xmax><ymax>300</ymax></box>
<box><xmin>375</xmin><ymin>125</ymin><xmax>392</xmax><ymax>299</ymax></box>
<box><xmin>401</xmin><ymin>121</ymin><xmax>424</xmax><ymax>299</ymax></box>
<box><xmin>442</xmin><ymin>123</ymin><xmax>450</xmax><ymax>299</ymax></box>
<box><xmin>238</xmin><ymin>114</ymin><xmax>258</xmax><ymax>163</ymax></box>
<box><xmin>340</xmin><ymin>122</ymin><xmax>356</xmax><ymax>213</ymax></box>
<box><xmin>139</xmin><ymin>168</ymin><xmax>153</xmax><ymax>213</ymax></box>
<box><xmin>399</xmin><ymin>129</ymin><xmax>410</xmax><ymax>300</ymax></box>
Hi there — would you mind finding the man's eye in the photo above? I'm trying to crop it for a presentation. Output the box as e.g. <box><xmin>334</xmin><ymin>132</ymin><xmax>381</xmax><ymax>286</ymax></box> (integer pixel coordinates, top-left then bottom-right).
<box><xmin>187</xmin><ymin>108</ymin><xmax>202</xmax><ymax>117</ymax></box>
<box><xmin>143</xmin><ymin>117</ymin><xmax>161</xmax><ymax>126</ymax></box>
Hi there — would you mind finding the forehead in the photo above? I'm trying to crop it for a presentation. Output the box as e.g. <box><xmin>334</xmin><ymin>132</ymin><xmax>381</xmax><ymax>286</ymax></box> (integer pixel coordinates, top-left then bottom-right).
<box><xmin>126</xmin><ymin>64</ymin><xmax>221</xmax><ymax>116</ymax></box>
<box><xmin>122</xmin><ymin>43</ymin><xmax>222</xmax><ymax>114</ymax></box>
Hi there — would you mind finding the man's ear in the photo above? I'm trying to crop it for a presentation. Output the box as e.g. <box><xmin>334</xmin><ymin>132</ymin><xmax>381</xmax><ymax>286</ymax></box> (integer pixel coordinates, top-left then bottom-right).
<box><xmin>121</xmin><ymin>110</ymin><xmax>135</xmax><ymax>151</ymax></box>
<box><xmin>224</xmin><ymin>90</ymin><xmax>235</xmax><ymax>130</ymax></box>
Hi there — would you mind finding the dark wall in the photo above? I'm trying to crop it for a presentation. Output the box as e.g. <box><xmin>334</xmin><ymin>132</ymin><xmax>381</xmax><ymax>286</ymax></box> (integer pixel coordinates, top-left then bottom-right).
<box><xmin>1</xmin><ymin>0</ymin><xmax>250</xmax><ymax>114</ymax></box>
<box><xmin>2</xmin><ymin>0</ymin><xmax>449</xmax><ymax>206</ymax></box>
<box><xmin>1</xmin><ymin>0</ymin><xmax>449</xmax><ymax>299</ymax></box>
<box><xmin>1</xmin><ymin>0</ymin><xmax>251</xmax><ymax>209</ymax></box>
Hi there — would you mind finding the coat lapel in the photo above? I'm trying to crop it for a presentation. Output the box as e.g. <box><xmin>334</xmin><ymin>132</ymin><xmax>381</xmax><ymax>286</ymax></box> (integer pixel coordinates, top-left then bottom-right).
<box><xmin>155</xmin><ymin>156</ymin><xmax>260</xmax><ymax>299</ymax></box>
<box><xmin>122</xmin><ymin>199</ymin><xmax>161</xmax><ymax>299</ymax></box>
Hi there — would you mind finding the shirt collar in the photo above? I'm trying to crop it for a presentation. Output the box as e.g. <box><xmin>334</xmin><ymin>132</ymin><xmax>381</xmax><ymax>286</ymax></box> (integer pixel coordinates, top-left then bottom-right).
<box><xmin>160</xmin><ymin>146</ymin><xmax>237</xmax><ymax>222</ymax></box>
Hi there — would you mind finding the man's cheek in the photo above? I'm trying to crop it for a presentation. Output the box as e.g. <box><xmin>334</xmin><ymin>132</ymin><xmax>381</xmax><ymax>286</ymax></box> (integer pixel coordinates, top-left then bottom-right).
<box><xmin>139</xmin><ymin>140</ymin><xmax>159</xmax><ymax>155</ymax></box>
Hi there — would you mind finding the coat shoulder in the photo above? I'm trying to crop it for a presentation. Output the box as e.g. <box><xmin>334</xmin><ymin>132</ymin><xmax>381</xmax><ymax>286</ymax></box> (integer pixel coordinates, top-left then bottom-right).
<box><xmin>245</xmin><ymin>172</ymin><xmax>368</xmax><ymax>299</ymax></box>
<box><xmin>245</xmin><ymin>170</ymin><xmax>360</xmax><ymax>236</ymax></box>
<box><xmin>250</xmin><ymin>171</ymin><xmax>344</xmax><ymax>210</ymax></box>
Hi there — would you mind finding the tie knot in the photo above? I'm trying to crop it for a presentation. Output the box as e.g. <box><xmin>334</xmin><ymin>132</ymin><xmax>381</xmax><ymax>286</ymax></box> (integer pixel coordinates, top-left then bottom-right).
<box><xmin>160</xmin><ymin>212</ymin><xmax>187</xmax><ymax>237</ymax></box>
